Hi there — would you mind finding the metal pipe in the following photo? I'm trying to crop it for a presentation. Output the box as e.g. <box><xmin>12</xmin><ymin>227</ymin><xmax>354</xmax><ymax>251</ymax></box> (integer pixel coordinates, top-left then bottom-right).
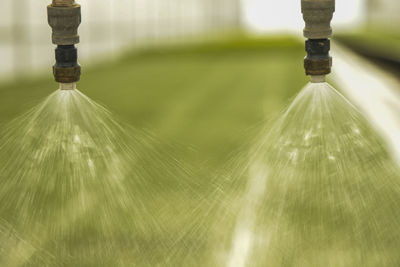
<box><xmin>301</xmin><ymin>0</ymin><xmax>335</xmax><ymax>82</ymax></box>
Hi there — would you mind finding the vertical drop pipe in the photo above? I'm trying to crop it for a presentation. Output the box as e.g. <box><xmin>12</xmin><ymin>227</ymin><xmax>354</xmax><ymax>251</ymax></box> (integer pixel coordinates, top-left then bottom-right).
<box><xmin>48</xmin><ymin>0</ymin><xmax>81</xmax><ymax>90</ymax></box>
<box><xmin>301</xmin><ymin>0</ymin><xmax>335</xmax><ymax>83</ymax></box>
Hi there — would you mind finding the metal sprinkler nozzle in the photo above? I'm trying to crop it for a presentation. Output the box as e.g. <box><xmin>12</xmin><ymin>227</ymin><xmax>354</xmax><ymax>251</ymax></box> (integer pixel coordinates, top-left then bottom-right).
<box><xmin>301</xmin><ymin>0</ymin><xmax>335</xmax><ymax>83</ymax></box>
<box><xmin>48</xmin><ymin>0</ymin><xmax>81</xmax><ymax>89</ymax></box>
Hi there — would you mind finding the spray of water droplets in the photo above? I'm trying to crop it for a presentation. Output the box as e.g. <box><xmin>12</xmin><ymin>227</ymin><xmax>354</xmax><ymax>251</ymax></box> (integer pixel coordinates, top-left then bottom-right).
<box><xmin>0</xmin><ymin>89</ymin><xmax>190</xmax><ymax>266</ymax></box>
<box><xmin>170</xmin><ymin>82</ymin><xmax>400</xmax><ymax>267</ymax></box>
<box><xmin>224</xmin><ymin>82</ymin><xmax>400</xmax><ymax>267</ymax></box>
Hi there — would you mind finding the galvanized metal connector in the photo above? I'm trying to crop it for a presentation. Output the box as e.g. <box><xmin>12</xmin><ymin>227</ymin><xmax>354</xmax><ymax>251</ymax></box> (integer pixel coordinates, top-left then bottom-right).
<box><xmin>48</xmin><ymin>0</ymin><xmax>81</xmax><ymax>85</ymax></box>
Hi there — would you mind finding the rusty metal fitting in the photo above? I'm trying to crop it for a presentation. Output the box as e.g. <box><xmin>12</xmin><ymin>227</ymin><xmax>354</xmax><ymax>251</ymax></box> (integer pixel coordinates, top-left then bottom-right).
<box><xmin>304</xmin><ymin>57</ymin><xmax>332</xmax><ymax>76</ymax></box>
<box><xmin>48</xmin><ymin>3</ymin><xmax>81</xmax><ymax>45</ymax></box>
<box><xmin>301</xmin><ymin>0</ymin><xmax>335</xmax><ymax>39</ymax></box>
<box><xmin>53</xmin><ymin>65</ymin><xmax>81</xmax><ymax>83</ymax></box>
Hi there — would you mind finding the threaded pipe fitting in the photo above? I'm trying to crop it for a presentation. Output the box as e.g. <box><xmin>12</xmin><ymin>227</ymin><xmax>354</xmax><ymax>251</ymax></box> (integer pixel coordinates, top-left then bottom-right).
<box><xmin>48</xmin><ymin>3</ymin><xmax>81</xmax><ymax>45</ymax></box>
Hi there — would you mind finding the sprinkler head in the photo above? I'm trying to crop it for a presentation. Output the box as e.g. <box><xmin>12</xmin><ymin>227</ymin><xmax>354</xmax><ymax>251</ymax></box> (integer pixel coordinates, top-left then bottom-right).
<box><xmin>301</xmin><ymin>0</ymin><xmax>335</xmax><ymax>78</ymax></box>
<box><xmin>48</xmin><ymin>0</ymin><xmax>81</xmax><ymax>84</ymax></box>
<box><xmin>53</xmin><ymin>45</ymin><xmax>81</xmax><ymax>83</ymax></box>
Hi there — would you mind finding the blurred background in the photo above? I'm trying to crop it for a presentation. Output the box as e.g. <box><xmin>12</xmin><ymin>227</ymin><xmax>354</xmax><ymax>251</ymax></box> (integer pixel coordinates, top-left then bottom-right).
<box><xmin>0</xmin><ymin>0</ymin><xmax>399</xmax><ymax>183</ymax></box>
<box><xmin>0</xmin><ymin>0</ymin><xmax>399</xmax><ymax>180</ymax></box>
<box><xmin>1</xmin><ymin>0</ymin><xmax>398</xmax><ymax>80</ymax></box>
<box><xmin>0</xmin><ymin>1</ymin><xmax>400</xmax><ymax>265</ymax></box>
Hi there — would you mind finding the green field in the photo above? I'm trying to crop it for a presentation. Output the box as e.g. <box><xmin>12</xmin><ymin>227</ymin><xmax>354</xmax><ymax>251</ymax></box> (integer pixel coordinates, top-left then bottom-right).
<box><xmin>0</xmin><ymin>37</ymin><xmax>309</xmax><ymax>266</ymax></box>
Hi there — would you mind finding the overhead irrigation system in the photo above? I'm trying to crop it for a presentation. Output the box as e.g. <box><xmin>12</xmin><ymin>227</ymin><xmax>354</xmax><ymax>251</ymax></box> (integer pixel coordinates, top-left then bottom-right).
<box><xmin>301</xmin><ymin>0</ymin><xmax>334</xmax><ymax>83</ymax></box>
<box><xmin>48</xmin><ymin>0</ymin><xmax>82</xmax><ymax>90</ymax></box>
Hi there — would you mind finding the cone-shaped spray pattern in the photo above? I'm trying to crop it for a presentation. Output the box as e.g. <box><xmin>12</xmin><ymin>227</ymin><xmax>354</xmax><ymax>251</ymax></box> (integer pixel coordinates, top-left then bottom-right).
<box><xmin>0</xmin><ymin>89</ymin><xmax>189</xmax><ymax>266</ymax></box>
<box><xmin>223</xmin><ymin>82</ymin><xmax>400</xmax><ymax>267</ymax></box>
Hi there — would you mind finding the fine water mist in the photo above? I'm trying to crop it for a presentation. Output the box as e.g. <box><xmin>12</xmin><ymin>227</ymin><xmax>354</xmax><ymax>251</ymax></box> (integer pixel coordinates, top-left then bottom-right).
<box><xmin>224</xmin><ymin>82</ymin><xmax>400</xmax><ymax>267</ymax></box>
<box><xmin>169</xmin><ymin>82</ymin><xmax>400</xmax><ymax>267</ymax></box>
<box><xmin>0</xmin><ymin>89</ymin><xmax>190</xmax><ymax>267</ymax></box>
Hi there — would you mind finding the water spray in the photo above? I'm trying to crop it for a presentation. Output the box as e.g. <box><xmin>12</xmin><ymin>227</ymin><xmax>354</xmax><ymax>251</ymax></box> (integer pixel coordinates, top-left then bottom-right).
<box><xmin>47</xmin><ymin>0</ymin><xmax>81</xmax><ymax>90</ymax></box>
<box><xmin>302</xmin><ymin>0</ymin><xmax>335</xmax><ymax>83</ymax></box>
